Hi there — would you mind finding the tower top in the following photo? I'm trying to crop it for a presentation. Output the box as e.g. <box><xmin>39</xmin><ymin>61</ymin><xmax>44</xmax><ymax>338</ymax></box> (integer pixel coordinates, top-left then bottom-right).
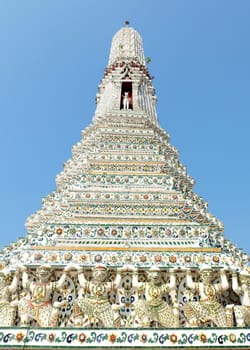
<box><xmin>94</xmin><ymin>24</ymin><xmax>157</xmax><ymax>123</ymax></box>
<box><xmin>108</xmin><ymin>24</ymin><xmax>145</xmax><ymax>66</ymax></box>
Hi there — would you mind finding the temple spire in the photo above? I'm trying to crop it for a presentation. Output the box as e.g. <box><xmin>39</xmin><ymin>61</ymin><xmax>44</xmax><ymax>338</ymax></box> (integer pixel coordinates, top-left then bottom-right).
<box><xmin>0</xmin><ymin>24</ymin><xmax>248</xmax><ymax>339</ymax></box>
<box><xmin>94</xmin><ymin>24</ymin><xmax>158</xmax><ymax>125</ymax></box>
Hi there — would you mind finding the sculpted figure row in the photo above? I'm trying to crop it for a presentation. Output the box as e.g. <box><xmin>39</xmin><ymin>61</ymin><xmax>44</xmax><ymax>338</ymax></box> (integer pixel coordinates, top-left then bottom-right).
<box><xmin>72</xmin><ymin>264</ymin><xmax>179</xmax><ymax>328</ymax></box>
<box><xmin>0</xmin><ymin>264</ymin><xmax>72</xmax><ymax>327</ymax></box>
<box><xmin>0</xmin><ymin>263</ymin><xmax>249</xmax><ymax>328</ymax></box>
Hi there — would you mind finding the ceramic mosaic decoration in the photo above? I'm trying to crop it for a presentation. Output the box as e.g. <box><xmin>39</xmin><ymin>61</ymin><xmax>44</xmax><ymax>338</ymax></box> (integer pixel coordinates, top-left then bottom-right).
<box><xmin>0</xmin><ymin>23</ymin><xmax>249</xmax><ymax>349</ymax></box>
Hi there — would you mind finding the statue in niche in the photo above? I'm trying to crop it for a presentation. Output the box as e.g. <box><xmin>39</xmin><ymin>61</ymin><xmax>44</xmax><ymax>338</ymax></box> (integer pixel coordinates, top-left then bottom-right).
<box><xmin>0</xmin><ymin>266</ymin><xmax>21</xmax><ymax>326</ymax></box>
<box><xmin>122</xmin><ymin>92</ymin><xmax>130</xmax><ymax>109</ymax></box>
<box><xmin>232</xmin><ymin>267</ymin><xmax>250</xmax><ymax>326</ymax></box>
<box><xmin>18</xmin><ymin>264</ymin><xmax>72</xmax><ymax>327</ymax></box>
<box><xmin>184</xmin><ymin>265</ymin><xmax>233</xmax><ymax>327</ymax></box>
<box><xmin>72</xmin><ymin>264</ymin><xmax>122</xmax><ymax>327</ymax></box>
<box><xmin>132</xmin><ymin>266</ymin><xmax>179</xmax><ymax>328</ymax></box>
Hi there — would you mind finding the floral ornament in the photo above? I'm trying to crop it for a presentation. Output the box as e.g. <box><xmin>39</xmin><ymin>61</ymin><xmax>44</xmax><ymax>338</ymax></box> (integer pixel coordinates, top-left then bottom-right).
<box><xmin>199</xmin><ymin>333</ymin><xmax>207</xmax><ymax>343</ymax></box>
<box><xmin>169</xmin><ymin>255</ymin><xmax>177</xmax><ymax>263</ymax></box>
<box><xmin>64</xmin><ymin>253</ymin><xmax>73</xmax><ymax>261</ymax></box>
<box><xmin>84</xmin><ymin>228</ymin><xmax>90</xmax><ymax>236</ymax></box>
<box><xmin>111</xmin><ymin>256</ymin><xmax>117</xmax><ymax>263</ymax></box>
<box><xmin>170</xmin><ymin>334</ymin><xmax>178</xmax><ymax>343</ymax></box>
<box><xmin>98</xmin><ymin>228</ymin><xmax>105</xmax><ymax>236</ymax></box>
<box><xmin>109</xmin><ymin>333</ymin><xmax>116</xmax><ymax>343</ymax></box>
<box><xmin>180</xmin><ymin>229</ymin><xmax>185</xmax><ymax>236</ymax></box>
<box><xmin>213</xmin><ymin>256</ymin><xmax>220</xmax><ymax>263</ymax></box>
<box><xmin>34</xmin><ymin>253</ymin><xmax>42</xmax><ymax>260</ymax></box>
<box><xmin>80</xmin><ymin>254</ymin><xmax>87</xmax><ymax>262</ymax></box>
<box><xmin>16</xmin><ymin>333</ymin><xmax>25</xmax><ymax>342</ymax></box>
<box><xmin>229</xmin><ymin>333</ymin><xmax>236</xmax><ymax>343</ymax></box>
<box><xmin>155</xmin><ymin>255</ymin><xmax>162</xmax><ymax>262</ymax></box>
<box><xmin>48</xmin><ymin>333</ymin><xmax>55</xmax><ymax>342</ymax></box>
<box><xmin>166</xmin><ymin>229</ymin><xmax>172</xmax><ymax>236</ymax></box>
<box><xmin>78</xmin><ymin>333</ymin><xmax>86</xmax><ymax>343</ymax></box>
<box><xmin>95</xmin><ymin>254</ymin><xmax>102</xmax><ymax>262</ymax></box>
<box><xmin>48</xmin><ymin>254</ymin><xmax>57</xmax><ymax>261</ymax></box>
<box><xmin>56</xmin><ymin>228</ymin><xmax>63</xmax><ymax>235</ymax></box>
<box><xmin>140</xmin><ymin>334</ymin><xmax>147</xmax><ymax>343</ymax></box>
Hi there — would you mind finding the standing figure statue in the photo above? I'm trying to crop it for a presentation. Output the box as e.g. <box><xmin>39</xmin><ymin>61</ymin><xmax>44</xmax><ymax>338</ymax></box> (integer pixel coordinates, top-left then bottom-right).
<box><xmin>0</xmin><ymin>266</ymin><xmax>21</xmax><ymax>326</ymax></box>
<box><xmin>18</xmin><ymin>264</ymin><xmax>72</xmax><ymax>327</ymax></box>
<box><xmin>122</xmin><ymin>92</ymin><xmax>130</xmax><ymax>109</ymax></box>
<box><xmin>232</xmin><ymin>267</ymin><xmax>250</xmax><ymax>327</ymax></box>
<box><xmin>184</xmin><ymin>265</ymin><xmax>233</xmax><ymax>327</ymax></box>
<box><xmin>73</xmin><ymin>264</ymin><xmax>122</xmax><ymax>327</ymax></box>
<box><xmin>132</xmin><ymin>266</ymin><xmax>179</xmax><ymax>328</ymax></box>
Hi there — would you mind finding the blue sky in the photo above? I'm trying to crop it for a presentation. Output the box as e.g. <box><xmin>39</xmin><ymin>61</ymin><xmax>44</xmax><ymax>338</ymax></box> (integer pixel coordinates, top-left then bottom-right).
<box><xmin>0</xmin><ymin>1</ymin><xmax>250</xmax><ymax>255</ymax></box>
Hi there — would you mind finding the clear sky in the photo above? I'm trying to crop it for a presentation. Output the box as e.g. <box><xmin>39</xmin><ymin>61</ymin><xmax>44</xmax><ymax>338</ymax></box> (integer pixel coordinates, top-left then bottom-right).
<box><xmin>1</xmin><ymin>1</ymin><xmax>250</xmax><ymax>256</ymax></box>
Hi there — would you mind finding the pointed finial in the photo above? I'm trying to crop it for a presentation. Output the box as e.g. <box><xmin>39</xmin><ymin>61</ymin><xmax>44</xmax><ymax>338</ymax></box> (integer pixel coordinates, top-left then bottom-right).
<box><xmin>125</xmin><ymin>20</ymin><xmax>130</xmax><ymax>27</ymax></box>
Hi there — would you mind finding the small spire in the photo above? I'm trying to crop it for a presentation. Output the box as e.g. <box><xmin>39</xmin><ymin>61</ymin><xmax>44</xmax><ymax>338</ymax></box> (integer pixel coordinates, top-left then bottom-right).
<box><xmin>125</xmin><ymin>20</ymin><xmax>130</xmax><ymax>27</ymax></box>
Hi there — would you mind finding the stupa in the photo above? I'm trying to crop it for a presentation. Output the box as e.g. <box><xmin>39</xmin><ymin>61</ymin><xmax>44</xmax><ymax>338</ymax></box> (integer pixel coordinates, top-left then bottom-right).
<box><xmin>0</xmin><ymin>22</ymin><xmax>249</xmax><ymax>349</ymax></box>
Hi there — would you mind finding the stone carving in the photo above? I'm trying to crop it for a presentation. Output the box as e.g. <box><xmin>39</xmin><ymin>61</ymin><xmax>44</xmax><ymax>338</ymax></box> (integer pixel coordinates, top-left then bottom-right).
<box><xmin>72</xmin><ymin>264</ymin><xmax>122</xmax><ymax>327</ymax></box>
<box><xmin>232</xmin><ymin>268</ymin><xmax>250</xmax><ymax>326</ymax></box>
<box><xmin>0</xmin><ymin>266</ymin><xmax>21</xmax><ymax>326</ymax></box>
<box><xmin>132</xmin><ymin>266</ymin><xmax>179</xmax><ymax>328</ymax></box>
<box><xmin>184</xmin><ymin>265</ymin><xmax>233</xmax><ymax>327</ymax></box>
<box><xmin>18</xmin><ymin>264</ymin><xmax>72</xmax><ymax>327</ymax></box>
